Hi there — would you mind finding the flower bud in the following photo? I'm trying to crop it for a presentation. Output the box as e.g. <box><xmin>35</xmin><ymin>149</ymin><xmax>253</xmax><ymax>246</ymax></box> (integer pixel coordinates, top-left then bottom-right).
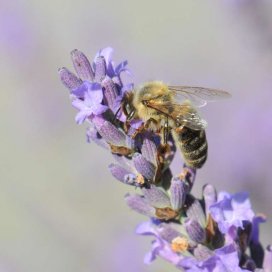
<box><xmin>71</xmin><ymin>49</ymin><xmax>94</xmax><ymax>81</ymax></box>
<box><xmin>94</xmin><ymin>56</ymin><xmax>106</xmax><ymax>82</ymax></box>
<box><xmin>185</xmin><ymin>218</ymin><xmax>206</xmax><ymax>243</ymax></box>
<box><xmin>170</xmin><ymin>177</ymin><xmax>186</xmax><ymax>211</ymax></box>
<box><xmin>58</xmin><ymin>67</ymin><xmax>82</xmax><ymax>90</ymax></box>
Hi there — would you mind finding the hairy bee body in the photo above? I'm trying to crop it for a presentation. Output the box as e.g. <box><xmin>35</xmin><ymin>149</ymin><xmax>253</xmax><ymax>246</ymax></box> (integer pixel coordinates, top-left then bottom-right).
<box><xmin>121</xmin><ymin>81</ymin><xmax>230</xmax><ymax>169</ymax></box>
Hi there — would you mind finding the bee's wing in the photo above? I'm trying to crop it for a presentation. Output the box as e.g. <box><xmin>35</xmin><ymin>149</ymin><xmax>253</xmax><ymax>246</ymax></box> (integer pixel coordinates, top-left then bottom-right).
<box><xmin>177</xmin><ymin>107</ymin><xmax>207</xmax><ymax>130</ymax></box>
<box><xmin>146</xmin><ymin>100</ymin><xmax>207</xmax><ymax>130</ymax></box>
<box><xmin>168</xmin><ymin>86</ymin><xmax>231</xmax><ymax>108</ymax></box>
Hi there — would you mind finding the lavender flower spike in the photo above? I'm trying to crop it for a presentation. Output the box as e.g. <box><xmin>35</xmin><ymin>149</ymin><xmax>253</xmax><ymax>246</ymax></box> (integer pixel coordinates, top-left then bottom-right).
<box><xmin>59</xmin><ymin>47</ymin><xmax>270</xmax><ymax>271</ymax></box>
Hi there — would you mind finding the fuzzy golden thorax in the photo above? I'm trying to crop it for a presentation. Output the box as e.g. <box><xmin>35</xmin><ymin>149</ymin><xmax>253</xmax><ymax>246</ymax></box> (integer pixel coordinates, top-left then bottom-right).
<box><xmin>133</xmin><ymin>81</ymin><xmax>173</xmax><ymax>122</ymax></box>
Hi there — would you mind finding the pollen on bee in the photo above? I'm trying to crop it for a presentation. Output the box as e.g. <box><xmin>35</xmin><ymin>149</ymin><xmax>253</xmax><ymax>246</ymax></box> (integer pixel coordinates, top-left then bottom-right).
<box><xmin>136</xmin><ymin>174</ymin><xmax>145</xmax><ymax>185</ymax></box>
<box><xmin>171</xmin><ymin>236</ymin><xmax>189</xmax><ymax>253</ymax></box>
<box><xmin>178</xmin><ymin>168</ymin><xmax>190</xmax><ymax>181</ymax></box>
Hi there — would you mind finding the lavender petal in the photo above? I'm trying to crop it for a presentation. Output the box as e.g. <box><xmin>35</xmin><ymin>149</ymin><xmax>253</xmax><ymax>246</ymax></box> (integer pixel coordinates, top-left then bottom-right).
<box><xmin>136</xmin><ymin>221</ymin><xmax>157</xmax><ymax>236</ymax></box>
<box><xmin>98</xmin><ymin>47</ymin><xmax>115</xmax><ymax>77</ymax></box>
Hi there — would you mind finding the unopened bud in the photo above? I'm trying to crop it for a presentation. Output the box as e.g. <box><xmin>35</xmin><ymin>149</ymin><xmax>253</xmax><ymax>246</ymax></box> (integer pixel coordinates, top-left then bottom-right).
<box><xmin>71</xmin><ymin>49</ymin><xmax>94</xmax><ymax>81</ymax></box>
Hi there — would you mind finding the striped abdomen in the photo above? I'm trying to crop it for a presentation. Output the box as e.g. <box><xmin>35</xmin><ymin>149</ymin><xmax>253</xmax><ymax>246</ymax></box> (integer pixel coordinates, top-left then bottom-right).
<box><xmin>173</xmin><ymin>127</ymin><xmax>208</xmax><ymax>168</ymax></box>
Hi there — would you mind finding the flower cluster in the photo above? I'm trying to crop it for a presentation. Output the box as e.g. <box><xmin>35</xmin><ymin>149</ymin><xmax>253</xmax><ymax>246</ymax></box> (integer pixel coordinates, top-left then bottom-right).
<box><xmin>59</xmin><ymin>47</ymin><xmax>271</xmax><ymax>271</ymax></box>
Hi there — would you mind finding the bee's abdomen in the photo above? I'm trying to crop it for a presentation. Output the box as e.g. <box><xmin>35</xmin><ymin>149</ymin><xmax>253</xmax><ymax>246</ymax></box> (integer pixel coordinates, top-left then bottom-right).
<box><xmin>174</xmin><ymin>127</ymin><xmax>208</xmax><ymax>169</ymax></box>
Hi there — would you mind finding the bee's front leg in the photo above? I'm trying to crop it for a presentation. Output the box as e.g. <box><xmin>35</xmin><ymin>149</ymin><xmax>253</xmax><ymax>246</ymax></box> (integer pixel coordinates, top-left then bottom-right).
<box><xmin>131</xmin><ymin>118</ymin><xmax>158</xmax><ymax>139</ymax></box>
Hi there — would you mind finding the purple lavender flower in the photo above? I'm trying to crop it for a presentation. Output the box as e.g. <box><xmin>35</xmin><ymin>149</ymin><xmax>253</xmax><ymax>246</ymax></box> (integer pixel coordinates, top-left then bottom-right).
<box><xmin>178</xmin><ymin>243</ymin><xmax>251</xmax><ymax>272</ymax></box>
<box><xmin>209</xmin><ymin>191</ymin><xmax>255</xmax><ymax>235</ymax></box>
<box><xmin>59</xmin><ymin>47</ymin><xmax>133</xmax><ymax>128</ymax></box>
<box><xmin>94</xmin><ymin>47</ymin><xmax>131</xmax><ymax>81</ymax></box>
<box><xmin>72</xmin><ymin>82</ymin><xmax>108</xmax><ymax>124</ymax></box>
<box><xmin>136</xmin><ymin>221</ymin><xmax>188</xmax><ymax>265</ymax></box>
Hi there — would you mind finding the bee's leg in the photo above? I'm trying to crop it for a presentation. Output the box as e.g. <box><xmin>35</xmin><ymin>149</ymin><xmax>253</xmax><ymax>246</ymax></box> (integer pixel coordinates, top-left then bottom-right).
<box><xmin>163</xmin><ymin>117</ymin><xmax>169</xmax><ymax>144</ymax></box>
<box><xmin>131</xmin><ymin>123</ymin><xmax>145</xmax><ymax>139</ymax></box>
<box><xmin>113</xmin><ymin>106</ymin><xmax>121</xmax><ymax>125</ymax></box>
<box><xmin>131</xmin><ymin>118</ymin><xmax>156</xmax><ymax>139</ymax></box>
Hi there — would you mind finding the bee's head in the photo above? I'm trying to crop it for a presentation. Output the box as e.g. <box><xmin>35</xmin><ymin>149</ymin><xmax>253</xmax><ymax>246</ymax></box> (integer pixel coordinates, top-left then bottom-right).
<box><xmin>138</xmin><ymin>81</ymin><xmax>169</xmax><ymax>101</ymax></box>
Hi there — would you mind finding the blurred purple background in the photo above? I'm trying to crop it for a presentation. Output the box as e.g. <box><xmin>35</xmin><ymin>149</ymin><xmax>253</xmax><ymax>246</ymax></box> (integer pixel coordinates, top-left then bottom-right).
<box><xmin>1</xmin><ymin>0</ymin><xmax>272</xmax><ymax>271</ymax></box>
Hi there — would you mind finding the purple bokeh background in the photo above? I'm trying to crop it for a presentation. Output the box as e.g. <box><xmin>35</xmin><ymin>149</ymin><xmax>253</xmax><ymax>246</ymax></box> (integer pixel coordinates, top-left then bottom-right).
<box><xmin>1</xmin><ymin>0</ymin><xmax>271</xmax><ymax>271</ymax></box>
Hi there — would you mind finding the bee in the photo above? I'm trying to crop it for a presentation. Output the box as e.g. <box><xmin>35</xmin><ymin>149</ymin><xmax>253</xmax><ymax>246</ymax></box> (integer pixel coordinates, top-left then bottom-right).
<box><xmin>120</xmin><ymin>81</ymin><xmax>231</xmax><ymax>169</ymax></box>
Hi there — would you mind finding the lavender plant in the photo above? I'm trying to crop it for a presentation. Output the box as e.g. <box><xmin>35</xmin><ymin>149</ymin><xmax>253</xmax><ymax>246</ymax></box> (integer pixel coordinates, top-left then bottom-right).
<box><xmin>58</xmin><ymin>47</ymin><xmax>271</xmax><ymax>271</ymax></box>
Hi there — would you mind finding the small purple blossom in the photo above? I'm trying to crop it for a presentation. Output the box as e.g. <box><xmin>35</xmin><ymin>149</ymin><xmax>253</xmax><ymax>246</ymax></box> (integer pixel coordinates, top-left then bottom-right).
<box><xmin>209</xmin><ymin>191</ymin><xmax>255</xmax><ymax>234</ymax></box>
<box><xmin>94</xmin><ymin>47</ymin><xmax>131</xmax><ymax>80</ymax></box>
<box><xmin>72</xmin><ymin>82</ymin><xmax>108</xmax><ymax>124</ymax></box>
<box><xmin>178</xmin><ymin>243</ymin><xmax>250</xmax><ymax>272</ymax></box>
<box><xmin>135</xmin><ymin>221</ymin><xmax>186</xmax><ymax>265</ymax></box>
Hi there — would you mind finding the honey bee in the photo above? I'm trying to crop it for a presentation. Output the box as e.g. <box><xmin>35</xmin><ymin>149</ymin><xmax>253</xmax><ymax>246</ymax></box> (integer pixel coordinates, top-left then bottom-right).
<box><xmin>120</xmin><ymin>81</ymin><xmax>231</xmax><ymax>169</ymax></box>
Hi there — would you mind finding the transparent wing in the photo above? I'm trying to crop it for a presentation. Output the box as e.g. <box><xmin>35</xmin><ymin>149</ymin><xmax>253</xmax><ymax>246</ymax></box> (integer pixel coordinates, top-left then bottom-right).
<box><xmin>145</xmin><ymin>100</ymin><xmax>207</xmax><ymax>130</ymax></box>
<box><xmin>168</xmin><ymin>86</ymin><xmax>231</xmax><ymax>108</ymax></box>
<box><xmin>177</xmin><ymin>108</ymin><xmax>207</xmax><ymax>130</ymax></box>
